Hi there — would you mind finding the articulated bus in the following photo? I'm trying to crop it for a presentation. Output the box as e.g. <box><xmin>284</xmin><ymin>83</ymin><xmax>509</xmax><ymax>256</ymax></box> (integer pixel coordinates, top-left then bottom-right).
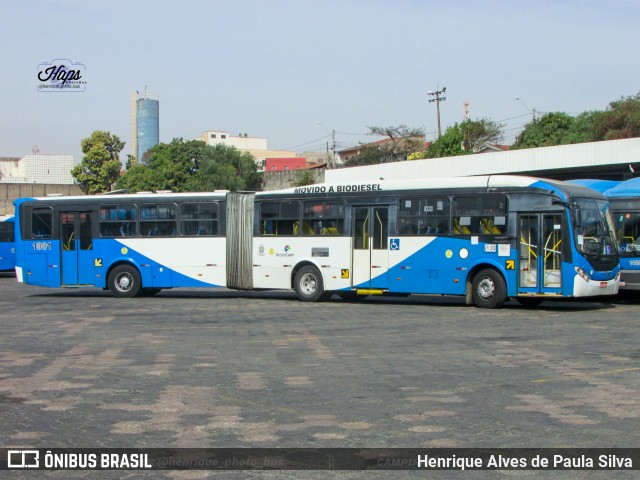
<box><xmin>13</xmin><ymin>175</ymin><xmax>620</xmax><ymax>308</ymax></box>
<box><xmin>0</xmin><ymin>216</ymin><xmax>16</xmax><ymax>272</ymax></box>
<box><xmin>570</xmin><ymin>178</ymin><xmax>640</xmax><ymax>291</ymax></box>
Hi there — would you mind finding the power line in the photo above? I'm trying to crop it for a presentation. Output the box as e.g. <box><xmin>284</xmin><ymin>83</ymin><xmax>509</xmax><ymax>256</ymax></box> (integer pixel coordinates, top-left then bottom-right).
<box><xmin>283</xmin><ymin>134</ymin><xmax>331</xmax><ymax>151</ymax></box>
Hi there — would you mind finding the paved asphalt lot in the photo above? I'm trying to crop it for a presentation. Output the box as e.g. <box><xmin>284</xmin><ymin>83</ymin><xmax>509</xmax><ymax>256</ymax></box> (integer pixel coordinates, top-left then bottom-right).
<box><xmin>1</xmin><ymin>272</ymin><xmax>639</xmax><ymax>479</ymax></box>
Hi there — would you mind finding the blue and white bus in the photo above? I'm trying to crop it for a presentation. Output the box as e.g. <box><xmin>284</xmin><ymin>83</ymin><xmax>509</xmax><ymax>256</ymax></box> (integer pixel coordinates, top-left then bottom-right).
<box><xmin>602</xmin><ymin>178</ymin><xmax>640</xmax><ymax>292</ymax></box>
<box><xmin>569</xmin><ymin>178</ymin><xmax>640</xmax><ymax>292</ymax></box>
<box><xmin>13</xmin><ymin>175</ymin><xmax>620</xmax><ymax>307</ymax></box>
<box><xmin>0</xmin><ymin>215</ymin><xmax>15</xmax><ymax>272</ymax></box>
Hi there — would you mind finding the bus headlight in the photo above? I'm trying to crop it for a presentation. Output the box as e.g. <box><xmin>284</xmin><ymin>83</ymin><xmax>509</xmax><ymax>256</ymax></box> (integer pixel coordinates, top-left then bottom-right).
<box><xmin>574</xmin><ymin>266</ymin><xmax>591</xmax><ymax>282</ymax></box>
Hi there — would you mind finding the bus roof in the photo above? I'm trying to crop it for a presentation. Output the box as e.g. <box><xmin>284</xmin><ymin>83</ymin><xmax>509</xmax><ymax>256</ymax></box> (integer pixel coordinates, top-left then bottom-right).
<box><xmin>566</xmin><ymin>179</ymin><xmax>621</xmax><ymax>194</ymax></box>
<box><xmin>604</xmin><ymin>177</ymin><xmax>640</xmax><ymax>198</ymax></box>
<box><xmin>13</xmin><ymin>191</ymin><xmax>228</xmax><ymax>206</ymax></box>
<box><xmin>265</xmin><ymin>174</ymin><xmax>605</xmax><ymax>200</ymax></box>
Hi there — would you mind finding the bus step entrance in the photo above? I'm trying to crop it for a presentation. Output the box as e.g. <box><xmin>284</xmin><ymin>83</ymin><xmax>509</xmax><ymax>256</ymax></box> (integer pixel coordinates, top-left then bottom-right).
<box><xmin>356</xmin><ymin>289</ymin><xmax>385</xmax><ymax>296</ymax></box>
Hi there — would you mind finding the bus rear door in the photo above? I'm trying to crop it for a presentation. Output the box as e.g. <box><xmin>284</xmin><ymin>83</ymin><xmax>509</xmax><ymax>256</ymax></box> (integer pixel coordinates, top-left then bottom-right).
<box><xmin>517</xmin><ymin>213</ymin><xmax>563</xmax><ymax>295</ymax></box>
<box><xmin>352</xmin><ymin>206</ymin><xmax>389</xmax><ymax>290</ymax></box>
<box><xmin>60</xmin><ymin>211</ymin><xmax>95</xmax><ymax>285</ymax></box>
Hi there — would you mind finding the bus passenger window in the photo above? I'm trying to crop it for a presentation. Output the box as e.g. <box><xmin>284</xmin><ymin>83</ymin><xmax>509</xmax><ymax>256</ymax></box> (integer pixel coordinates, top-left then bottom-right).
<box><xmin>100</xmin><ymin>205</ymin><xmax>137</xmax><ymax>238</ymax></box>
<box><xmin>180</xmin><ymin>203</ymin><xmax>218</xmax><ymax>237</ymax></box>
<box><xmin>139</xmin><ymin>204</ymin><xmax>177</xmax><ymax>237</ymax></box>
<box><xmin>259</xmin><ymin>201</ymin><xmax>301</xmax><ymax>236</ymax></box>
<box><xmin>31</xmin><ymin>207</ymin><xmax>53</xmax><ymax>239</ymax></box>
<box><xmin>303</xmin><ymin>201</ymin><xmax>344</xmax><ymax>236</ymax></box>
<box><xmin>453</xmin><ymin>195</ymin><xmax>507</xmax><ymax>235</ymax></box>
<box><xmin>453</xmin><ymin>218</ymin><xmax>471</xmax><ymax>235</ymax></box>
<box><xmin>398</xmin><ymin>196</ymin><xmax>450</xmax><ymax>236</ymax></box>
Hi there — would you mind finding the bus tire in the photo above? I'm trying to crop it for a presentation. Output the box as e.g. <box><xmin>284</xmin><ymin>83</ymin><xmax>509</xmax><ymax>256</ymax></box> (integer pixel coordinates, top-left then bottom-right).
<box><xmin>472</xmin><ymin>268</ymin><xmax>507</xmax><ymax>309</ymax></box>
<box><xmin>294</xmin><ymin>265</ymin><xmax>328</xmax><ymax>302</ymax></box>
<box><xmin>108</xmin><ymin>264</ymin><xmax>142</xmax><ymax>298</ymax></box>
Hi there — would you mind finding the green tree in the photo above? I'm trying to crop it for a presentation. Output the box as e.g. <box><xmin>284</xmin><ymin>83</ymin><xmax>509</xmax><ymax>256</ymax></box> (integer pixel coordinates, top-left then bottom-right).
<box><xmin>594</xmin><ymin>93</ymin><xmax>640</xmax><ymax>140</ymax></box>
<box><xmin>71</xmin><ymin>131</ymin><xmax>124</xmax><ymax>194</ymax></box>
<box><xmin>293</xmin><ymin>170</ymin><xmax>317</xmax><ymax>187</ymax></box>
<box><xmin>424</xmin><ymin>119</ymin><xmax>504</xmax><ymax>158</ymax></box>
<box><xmin>511</xmin><ymin>112</ymin><xmax>576</xmax><ymax>149</ymax></box>
<box><xmin>460</xmin><ymin>118</ymin><xmax>504</xmax><ymax>152</ymax></box>
<box><xmin>345</xmin><ymin>125</ymin><xmax>425</xmax><ymax>166</ymax></box>
<box><xmin>191</xmin><ymin>144</ymin><xmax>259</xmax><ymax>191</ymax></box>
<box><xmin>344</xmin><ymin>143</ymin><xmax>386</xmax><ymax>166</ymax></box>
<box><xmin>117</xmin><ymin>138</ymin><xmax>207</xmax><ymax>192</ymax></box>
<box><xmin>425</xmin><ymin>123</ymin><xmax>467</xmax><ymax>158</ymax></box>
<box><xmin>117</xmin><ymin>140</ymin><xmax>259</xmax><ymax>193</ymax></box>
<box><xmin>560</xmin><ymin>111</ymin><xmax>602</xmax><ymax>144</ymax></box>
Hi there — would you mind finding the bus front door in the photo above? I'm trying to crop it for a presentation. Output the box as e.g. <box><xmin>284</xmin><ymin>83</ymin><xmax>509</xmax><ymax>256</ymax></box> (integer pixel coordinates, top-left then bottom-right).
<box><xmin>60</xmin><ymin>211</ymin><xmax>94</xmax><ymax>285</ymax></box>
<box><xmin>352</xmin><ymin>206</ymin><xmax>389</xmax><ymax>290</ymax></box>
<box><xmin>518</xmin><ymin>213</ymin><xmax>563</xmax><ymax>295</ymax></box>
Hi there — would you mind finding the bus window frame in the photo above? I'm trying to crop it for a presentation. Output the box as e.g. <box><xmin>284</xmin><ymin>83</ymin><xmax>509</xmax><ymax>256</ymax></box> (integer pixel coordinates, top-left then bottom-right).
<box><xmin>397</xmin><ymin>195</ymin><xmax>451</xmax><ymax>236</ymax></box>
<box><xmin>99</xmin><ymin>204</ymin><xmax>138</xmax><ymax>238</ymax></box>
<box><xmin>139</xmin><ymin>203</ymin><xmax>178</xmax><ymax>237</ymax></box>
<box><xmin>258</xmin><ymin>199</ymin><xmax>302</xmax><ymax>236</ymax></box>
<box><xmin>451</xmin><ymin>194</ymin><xmax>508</xmax><ymax>236</ymax></box>
<box><xmin>29</xmin><ymin>206</ymin><xmax>54</xmax><ymax>239</ymax></box>
<box><xmin>302</xmin><ymin>199</ymin><xmax>345</xmax><ymax>236</ymax></box>
<box><xmin>179</xmin><ymin>202</ymin><xmax>220</xmax><ymax>237</ymax></box>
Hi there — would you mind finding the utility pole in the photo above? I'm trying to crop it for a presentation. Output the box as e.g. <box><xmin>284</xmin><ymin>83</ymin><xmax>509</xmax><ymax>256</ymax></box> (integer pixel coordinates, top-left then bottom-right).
<box><xmin>516</xmin><ymin>97</ymin><xmax>537</xmax><ymax>121</ymax></box>
<box><xmin>428</xmin><ymin>85</ymin><xmax>446</xmax><ymax>138</ymax></box>
<box><xmin>317</xmin><ymin>122</ymin><xmax>336</xmax><ymax>168</ymax></box>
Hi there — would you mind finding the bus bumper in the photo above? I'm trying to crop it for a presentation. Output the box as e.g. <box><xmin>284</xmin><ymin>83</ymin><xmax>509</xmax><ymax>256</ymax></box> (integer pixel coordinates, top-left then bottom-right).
<box><xmin>619</xmin><ymin>270</ymin><xmax>640</xmax><ymax>291</ymax></box>
<box><xmin>573</xmin><ymin>272</ymin><xmax>619</xmax><ymax>297</ymax></box>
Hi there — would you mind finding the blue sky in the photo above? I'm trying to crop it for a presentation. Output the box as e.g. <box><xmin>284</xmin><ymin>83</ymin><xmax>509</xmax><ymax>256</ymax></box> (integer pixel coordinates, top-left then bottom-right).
<box><xmin>1</xmin><ymin>0</ymin><xmax>639</xmax><ymax>162</ymax></box>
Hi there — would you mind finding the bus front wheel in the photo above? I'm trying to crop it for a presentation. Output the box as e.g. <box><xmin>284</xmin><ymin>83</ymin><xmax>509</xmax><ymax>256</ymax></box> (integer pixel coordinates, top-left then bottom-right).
<box><xmin>108</xmin><ymin>265</ymin><xmax>142</xmax><ymax>298</ymax></box>
<box><xmin>472</xmin><ymin>268</ymin><xmax>507</xmax><ymax>309</ymax></box>
<box><xmin>294</xmin><ymin>265</ymin><xmax>330</xmax><ymax>302</ymax></box>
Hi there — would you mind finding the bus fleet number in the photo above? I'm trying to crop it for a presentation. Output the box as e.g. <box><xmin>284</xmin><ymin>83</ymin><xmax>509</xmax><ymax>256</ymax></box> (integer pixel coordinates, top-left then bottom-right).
<box><xmin>32</xmin><ymin>242</ymin><xmax>52</xmax><ymax>251</ymax></box>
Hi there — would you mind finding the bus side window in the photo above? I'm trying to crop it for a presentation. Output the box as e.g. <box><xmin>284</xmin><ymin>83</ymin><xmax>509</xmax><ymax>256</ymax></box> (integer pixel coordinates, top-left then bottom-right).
<box><xmin>303</xmin><ymin>200</ymin><xmax>344</xmax><ymax>236</ymax></box>
<box><xmin>180</xmin><ymin>203</ymin><xmax>218</xmax><ymax>237</ymax></box>
<box><xmin>398</xmin><ymin>196</ymin><xmax>449</xmax><ymax>236</ymax></box>
<box><xmin>31</xmin><ymin>207</ymin><xmax>53</xmax><ymax>239</ymax></box>
<box><xmin>453</xmin><ymin>195</ymin><xmax>507</xmax><ymax>236</ymax></box>
<box><xmin>259</xmin><ymin>201</ymin><xmax>301</xmax><ymax>236</ymax></box>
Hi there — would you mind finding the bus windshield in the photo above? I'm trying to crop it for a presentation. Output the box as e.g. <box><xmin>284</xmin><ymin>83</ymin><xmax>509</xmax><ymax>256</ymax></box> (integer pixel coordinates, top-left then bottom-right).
<box><xmin>614</xmin><ymin>211</ymin><xmax>640</xmax><ymax>256</ymax></box>
<box><xmin>573</xmin><ymin>198</ymin><xmax>619</xmax><ymax>259</ymax></box>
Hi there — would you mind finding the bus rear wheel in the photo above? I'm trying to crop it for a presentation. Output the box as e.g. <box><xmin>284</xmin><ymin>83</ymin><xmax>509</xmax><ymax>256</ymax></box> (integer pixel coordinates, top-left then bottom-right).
<box><xmin>472</xmin><ymin>268</ymin><xmax>507</xmax><ymax>309</ymax></box>
<box><xmin>108</xmin><ymin>264</ymin><xmax>142</xmax><ymax>298</ymax></box>
<box><xmin>294</xmin><ymin>265</ymin><xmax>330</xmax><ymax>302</ymax></box>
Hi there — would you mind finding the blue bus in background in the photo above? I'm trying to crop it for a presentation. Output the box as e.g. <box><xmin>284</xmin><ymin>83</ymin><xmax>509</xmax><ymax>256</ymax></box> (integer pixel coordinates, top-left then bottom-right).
<box><xmin>604</xmin><ymin>178</ymin><xmax>640</xmax><ymax>292</ymax></box>
<box><xmin>569</xmin><ymin>178</ymin><xmax>640</xmax><ymax>292</ymax></box>
<box><xmin>0</xmin><ymin>216</ymin><xmax>16</xmax><ymax>272</ymax></box>
<box><xmin>13</xmin><ymin>176</ymin><xmax>621</xmax><ymax>308</ymax></box>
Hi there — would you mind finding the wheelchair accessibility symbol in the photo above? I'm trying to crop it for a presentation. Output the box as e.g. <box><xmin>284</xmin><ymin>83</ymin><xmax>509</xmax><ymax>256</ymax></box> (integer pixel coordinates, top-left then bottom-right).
<box><xmin>390</xmin><ymin>238</ymin><xmax>400</xmax><ymax>250</ymax></box>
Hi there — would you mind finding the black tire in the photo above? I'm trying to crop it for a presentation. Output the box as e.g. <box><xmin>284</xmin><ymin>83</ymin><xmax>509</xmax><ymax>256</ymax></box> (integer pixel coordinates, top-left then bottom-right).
<box><xmin>472</xmin><ymin>268</ymin><xmax>507</xmax><ymax>309</ymax></box>
<box><xmin>294</xmin><ymin>265</ymin><xmax>329</xmax><ymax>302</ymax></box>
<box><xmin>516</xmin><ymin>297</ymin><xmax>544</xmax><ymax>307</ymax></box>
<box><xmin>107</xmin><ymin>264</ymin><xmax>142</xmax><ymax>298</ymax></box>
